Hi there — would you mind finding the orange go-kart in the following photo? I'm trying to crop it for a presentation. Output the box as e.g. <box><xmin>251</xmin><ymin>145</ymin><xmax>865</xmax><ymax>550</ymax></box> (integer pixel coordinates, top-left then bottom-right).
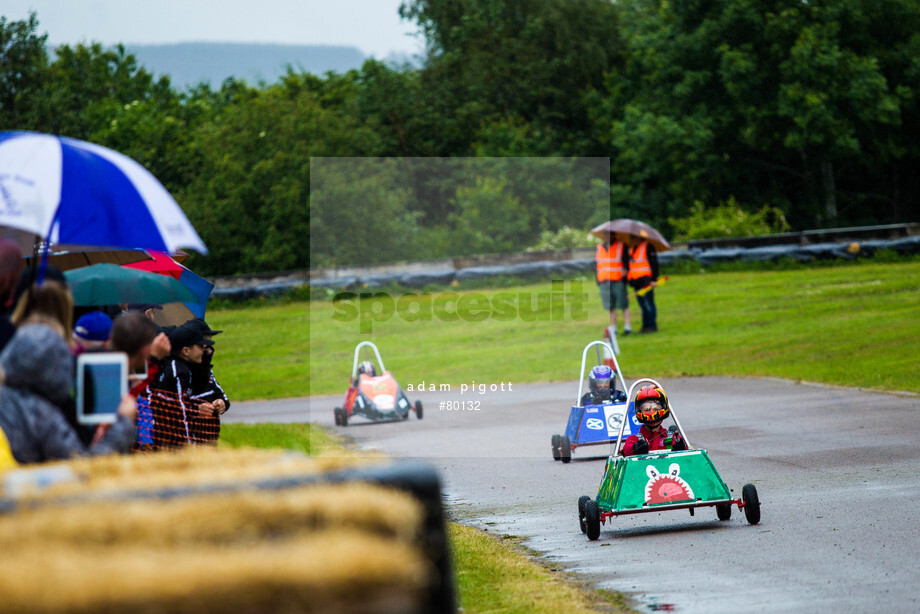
<box><xmin>334</xmin><ymin>341</ymin><xmax>423</xmax><ymax>426</ymax></box>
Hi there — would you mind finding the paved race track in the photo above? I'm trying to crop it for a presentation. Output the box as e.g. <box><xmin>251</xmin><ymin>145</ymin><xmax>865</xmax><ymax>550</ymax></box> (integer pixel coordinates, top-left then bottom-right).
<box><xmin>225</xmin><ymin>377</ymin><xmax>920</xmax><ymax>613</ymax></box>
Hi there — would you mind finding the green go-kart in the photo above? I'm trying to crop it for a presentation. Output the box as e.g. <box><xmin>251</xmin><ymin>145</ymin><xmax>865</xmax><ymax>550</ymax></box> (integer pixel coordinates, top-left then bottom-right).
<box><xmin>578</xmin><ymin>378</ymin><xmax>761</xmax><ymax>540</ymax></box>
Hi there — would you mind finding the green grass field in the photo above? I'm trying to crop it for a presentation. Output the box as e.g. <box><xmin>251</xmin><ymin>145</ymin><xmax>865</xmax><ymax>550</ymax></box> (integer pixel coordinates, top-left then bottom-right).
<box><xmin>206</xmin><ymin>260</ymin><xmax>920</xmax><ymax>401</ymax></box>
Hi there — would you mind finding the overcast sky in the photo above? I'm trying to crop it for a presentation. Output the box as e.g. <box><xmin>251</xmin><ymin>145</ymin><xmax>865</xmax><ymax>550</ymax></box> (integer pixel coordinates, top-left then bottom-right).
<box><xmin>2</xmin><ymin>0</ymin><xmax>423</xmax><ymax>58</ymax></box>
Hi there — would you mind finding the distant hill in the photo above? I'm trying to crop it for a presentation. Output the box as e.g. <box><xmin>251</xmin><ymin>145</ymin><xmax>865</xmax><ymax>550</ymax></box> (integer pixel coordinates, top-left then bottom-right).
<box><xmin>125</xmin><ymin>42</ymin><xmax>368</xmax><ymax>89</ymax></box>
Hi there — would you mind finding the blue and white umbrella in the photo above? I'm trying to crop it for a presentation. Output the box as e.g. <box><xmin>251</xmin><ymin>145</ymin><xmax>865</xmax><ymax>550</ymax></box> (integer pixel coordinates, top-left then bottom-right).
<box><xmin>0</xmin><ymin>131</ymin><xmax>207</xmax><ymax>255</ymax></box>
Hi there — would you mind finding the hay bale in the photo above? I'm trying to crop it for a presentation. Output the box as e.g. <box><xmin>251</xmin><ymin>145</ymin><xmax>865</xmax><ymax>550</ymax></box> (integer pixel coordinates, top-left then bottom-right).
<box><xmin>0</xmin><ymin>482</ymin><xmax>423</xmax><ymax>547</ymax></box>
<box><xmin>0</xmin><ymin>532</ymin><xmax>430</xmax><ymax>614</ymax></box>
<box><xmin>0</xmin><ymin>448</ymin><xmax>448</xmax><ymax>614</ymax></box>
<box><xmin>3</xmin><ymin>446</ymin><xmax>383</xmax><ymax>500</ymax></box>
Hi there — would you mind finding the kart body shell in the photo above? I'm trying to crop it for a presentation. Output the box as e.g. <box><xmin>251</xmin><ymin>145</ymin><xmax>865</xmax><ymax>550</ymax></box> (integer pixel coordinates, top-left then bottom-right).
<box><xmin>596</xmin><ymin>449</ymin><xmax>733</xmax><ymax>513</ymax></box>
<box><xmin>334</xmin><ymin>341</ymin><xmax>422</xmax><ymax>426</ymax></box>
<box><xmin>551</xmin><ymin>340</ymin><xmax>636</xmax><ymax>462</ymax></box>
<box><xmin>578</xmin><ymin>378</ymin><xmax>761</xmax><ymax>539</ymax></box>
<box><xmin>563</xmin><ymin>401</ymin><xmax>639</xmax><ymax>450</ymax></box>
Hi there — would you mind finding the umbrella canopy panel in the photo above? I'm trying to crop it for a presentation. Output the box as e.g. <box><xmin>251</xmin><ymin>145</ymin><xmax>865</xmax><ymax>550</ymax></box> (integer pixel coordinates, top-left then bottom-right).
<box><xmin>24</xmin><ymin>248</ymin><xmax>154</xmax><ymax>272</ymax></box>
<box><xmin>124</xmin><ymin>250</ymin><xmax>185</xmax><ymax>279</ymax></box>
<box><xmin>591</xmin><ymin>219</ymin><xmax>671</xmax><ymax>252</ymax></box>
<box><xmin>0</xmin><ymin>131</ymin><xmax>207</xmax><ymax>255</ymax></box>
<box><xmin>64</xmin><ymin>263</ymin><xmax>199</xmax><ymax>307</ymax></box>
<box><xmin>123</xmin><ymin>251</ymin><xmax>214</xmax><ymax>324</ymax></box>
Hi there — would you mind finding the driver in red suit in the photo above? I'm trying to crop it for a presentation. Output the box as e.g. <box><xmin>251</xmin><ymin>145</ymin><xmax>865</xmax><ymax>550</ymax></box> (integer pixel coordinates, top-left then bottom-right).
<box><xmin>345</xmin><ymin>361</ymin><xmax>376</xmax><ymax>410</ymax></box>
<box><xmin>622</xmin><ymin>385</ymin><xmax>687</xmax><ymax>456</ymax></box>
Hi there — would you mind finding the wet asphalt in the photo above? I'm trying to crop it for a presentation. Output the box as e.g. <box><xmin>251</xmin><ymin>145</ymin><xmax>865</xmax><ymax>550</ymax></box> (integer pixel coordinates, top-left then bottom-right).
<box><xmin>225</xmin><ymin>377</ymin><xmax>920</xmax><ymax>613</ymax></box>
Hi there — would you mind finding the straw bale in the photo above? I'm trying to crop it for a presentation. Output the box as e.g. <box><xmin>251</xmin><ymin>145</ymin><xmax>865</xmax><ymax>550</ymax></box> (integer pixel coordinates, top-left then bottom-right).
<box><xmin>4</xmin><ymin>446</ymin><xmax>384</xmax><ymax>500</ymax></box>
<box><xmin>0</xmin><ymin>531</ymin><xmax>430</xmax><ymax>614</ymax></box>
<box><xmin>0</xmin><ymin>481</ymin><xmax>423</xmax><ymax>546</ymax></box>
<box><xmin>0</xmin><ymin>447</ymin><xmax>437</xmax><ymax>613</ymax></box>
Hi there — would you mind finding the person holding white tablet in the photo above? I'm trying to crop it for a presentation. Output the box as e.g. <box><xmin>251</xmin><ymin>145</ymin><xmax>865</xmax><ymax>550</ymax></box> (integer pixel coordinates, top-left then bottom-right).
<box><xmin>0</xmin><ymin>324</ymin><xmax>136</xmax><ymax>464</ymax></box>
<box><xmin>108</xmin><ymin>312</ymin><xmax>166</xmax><ymax>449</ymax></box>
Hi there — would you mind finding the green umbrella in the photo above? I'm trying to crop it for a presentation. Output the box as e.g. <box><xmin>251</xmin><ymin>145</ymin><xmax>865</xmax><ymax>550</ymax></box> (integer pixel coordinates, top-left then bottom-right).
<box><xmin>63</xmin><ymin>263</ymin><xmax>199</xmax><ymax>306</ymax></box>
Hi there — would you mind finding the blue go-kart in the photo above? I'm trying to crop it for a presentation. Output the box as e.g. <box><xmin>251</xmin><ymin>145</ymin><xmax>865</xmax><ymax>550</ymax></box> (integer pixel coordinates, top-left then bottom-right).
<box><xmin>550</xmin><ymin>340</ymin><xmax>641</xmax><ymax>463</ymax></box>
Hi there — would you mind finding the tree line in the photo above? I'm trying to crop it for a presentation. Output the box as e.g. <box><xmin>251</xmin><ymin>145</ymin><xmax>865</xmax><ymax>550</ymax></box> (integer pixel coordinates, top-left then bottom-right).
<box><xmin>2</xmin><ymin>0</ymin><xmax>918</xmax><ymax>275</ymax></box>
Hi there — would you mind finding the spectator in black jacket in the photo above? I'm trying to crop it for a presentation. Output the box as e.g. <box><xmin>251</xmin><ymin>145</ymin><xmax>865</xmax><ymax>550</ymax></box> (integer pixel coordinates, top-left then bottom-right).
<box><xmin>149</xmin><ymin>324</ymin><xmax>216</xmax><ymax>447</ymax></box>
<box><xmin>184</xmin><ymin>318</ymin><xmax>230</xmax><ymax>418</ymax></box>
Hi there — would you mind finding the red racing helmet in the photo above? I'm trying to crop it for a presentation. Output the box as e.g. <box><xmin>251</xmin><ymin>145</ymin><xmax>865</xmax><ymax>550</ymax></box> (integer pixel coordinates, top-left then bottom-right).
<box><xmin>635</xmin><ymin>385</ymin><xmax>669</xmax><ymax>424</ymax></box>
<box><xmin>357</xmin><ymin>360</ymin><xmax>377</xmax><ymax>377</ymax></box>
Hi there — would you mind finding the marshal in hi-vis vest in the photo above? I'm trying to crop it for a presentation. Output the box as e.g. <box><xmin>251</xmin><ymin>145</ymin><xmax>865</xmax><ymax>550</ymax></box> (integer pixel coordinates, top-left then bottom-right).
<box><xmin>596</xmin><ymin>243</ymin><xmax>626</xmax><ymax>282</ymax></box>
<box><xmin>627</xmin><ymin>241</ymin><xmax>652</xmax><ymax>280</ymax></box>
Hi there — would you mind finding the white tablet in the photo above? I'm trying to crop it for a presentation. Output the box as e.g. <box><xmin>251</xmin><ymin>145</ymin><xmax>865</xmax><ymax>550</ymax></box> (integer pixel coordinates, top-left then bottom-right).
<box><xmin>76</xmin><ymin>352</ymin><xmax>128</xmax><ymax>425</ymax></box>
<box><xmin>129</xmin><ymin>358</ymin><xmax>148</xmax><ymax>383</ymax></box>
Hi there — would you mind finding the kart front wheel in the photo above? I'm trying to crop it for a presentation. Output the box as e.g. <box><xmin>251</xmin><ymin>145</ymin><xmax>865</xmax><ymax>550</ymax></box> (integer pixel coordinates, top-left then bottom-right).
<box><xmin>415</xmin><ymin>400</ymin><xmax>423</xmax><ymax>419</ymax></box>
<box><xmin>334</xmin><ymin>407</ymin><xmax>346</xmax><ymax>426</ymax></box>
<box><xmin>716</xmin><ymin>503</ymin><xmax>732</xmax><ymax>521</ymax></box>
<box><xmin>578</xmin><ymin>495</ymin><xmax>591</xmax><ymax>534</ymax></box>
<box><xmin>742</xmin><ymin>484</ymin><xmax>760</xmax><ymax>525</ymax></box>
<box><xmin>560</xmin><ymin>435</ymin><xmax>572</xmax><ymax>463</ymax></box>
<box><xmin>584</xmin><ymin>499</ymin><xmax>601</xmax><ymax>541</ymax></box>
<box><xmin>551</xmin><ymin>434</ymin><xmax>561</xmax><ymax>461</ymax></box>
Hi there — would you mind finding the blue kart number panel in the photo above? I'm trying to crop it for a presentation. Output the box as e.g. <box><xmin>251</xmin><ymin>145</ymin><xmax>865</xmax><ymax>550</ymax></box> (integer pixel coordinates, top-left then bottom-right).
<box><xmin>566</xmin><ymin>401</ymin><xmax>640</xmax><ymax>445</ymax></box>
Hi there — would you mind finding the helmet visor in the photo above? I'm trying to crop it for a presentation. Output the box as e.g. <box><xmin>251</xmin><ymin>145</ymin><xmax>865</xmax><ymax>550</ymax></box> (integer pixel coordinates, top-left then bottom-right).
<box><xmin>636</xmin><ymin>400</ymin><xmax>666</xmax><ymax>422</ymax></box>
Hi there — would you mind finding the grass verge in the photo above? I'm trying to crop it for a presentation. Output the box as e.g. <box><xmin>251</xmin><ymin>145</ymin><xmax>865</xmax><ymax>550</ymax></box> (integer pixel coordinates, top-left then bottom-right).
<box><xmin>218</xmin><ymin>422</ymin><xmax>338</xmax><ymax>454</ymax></box>
<box><xmin>450</xmin><ymin>523</ymin><xmax>635</xmax><ymax>613</ymax></box>
<box><xmin>219</xmin><ymin>423</ymin><xmax>632</xmax><ymax>614</ymax></box>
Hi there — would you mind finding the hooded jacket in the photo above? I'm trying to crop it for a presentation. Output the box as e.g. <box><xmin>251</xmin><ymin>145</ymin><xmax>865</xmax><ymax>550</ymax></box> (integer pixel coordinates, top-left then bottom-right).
<box><xmin>0</xmin><ymin>324</ymin><xmax>135</xmax><ymax>464</ymax></box>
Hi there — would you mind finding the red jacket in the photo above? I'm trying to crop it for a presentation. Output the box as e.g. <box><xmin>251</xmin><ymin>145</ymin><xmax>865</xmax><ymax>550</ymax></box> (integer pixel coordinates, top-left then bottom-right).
<box><xmin>623</xmin><ymin>425</ymin><xmax>682</xmax><ymax>456</ymax></box>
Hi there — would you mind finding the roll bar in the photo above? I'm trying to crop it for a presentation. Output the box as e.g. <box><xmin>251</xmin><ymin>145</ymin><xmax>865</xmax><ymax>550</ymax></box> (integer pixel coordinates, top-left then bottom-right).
<box><xmin>574</xmin><ymin>340</ymin><xmax>628</xmax><ymax>406</ymax></box>
<box><xmin>351</xmin><ymin>341</ymin><xmax>386</xmax><ymax>378</ymax></box>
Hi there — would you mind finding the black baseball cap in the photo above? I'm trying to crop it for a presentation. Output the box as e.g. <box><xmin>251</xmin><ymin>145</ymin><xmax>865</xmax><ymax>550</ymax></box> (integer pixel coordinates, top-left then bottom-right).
<box><xmin>168</xmin><ymin>324</ymin><xmax>214</xmax><ymax>350</ymax></box>
<box><xmin>185</xmin><ymin>318</ymin><xmax>222</xmax><ymax>336</ymax></box>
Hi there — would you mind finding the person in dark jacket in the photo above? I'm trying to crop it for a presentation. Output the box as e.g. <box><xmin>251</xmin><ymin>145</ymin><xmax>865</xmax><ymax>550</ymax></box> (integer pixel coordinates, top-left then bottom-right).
<box><xmin>148</xmin><ymin>323</ymin><xmax>216</xmax><ymax>447</ymax></box>
<box><xmin>626</xmin><ymin>238</ymin><xmax>660</xmax><ymax>333</ymax></box>
<box><xmin>183</xmin><ymin>318</ymin><xmax>230</xmax><ymax>418</ymax></box>
<box><xmin>0</xmin><ymin>324</ymin><xmax>136</xmax><ymax>464</ymax></box>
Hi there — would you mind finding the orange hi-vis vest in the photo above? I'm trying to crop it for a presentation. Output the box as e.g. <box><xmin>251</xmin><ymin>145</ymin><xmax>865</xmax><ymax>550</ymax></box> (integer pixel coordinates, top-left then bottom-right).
<box><xmin>627</xmin><ymin>241</ymin><xmax>652</xmax><ymax>280</ymax></box>
<box><xmin>596</xmin><ymin>243</ymin><xmax>626</xmax><ymax>282</ymax></box>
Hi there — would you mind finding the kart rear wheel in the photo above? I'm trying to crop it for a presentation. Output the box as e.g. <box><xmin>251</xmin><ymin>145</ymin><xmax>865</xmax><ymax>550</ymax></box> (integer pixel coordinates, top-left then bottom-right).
<box><xmin>578</xmin><ymin>495</ymin><xmax>591</xmax><ymax>533</ymax></box>
<box><xmin>584</xmin><ymin>499</ymin><xmax>601</xmax><ymax>541</ymax></box>
<box><xmin>716</xmin><ymin>503</ymin><xmax>732</xmax><ymax>521</ymax></box>
<box><xmin>560</xmin><ymin>435</ymin><xmax>572</xmax><ymax>463</ymax></box>
<box><xmin>742</xmin><ymin>484</ymin><xmax>760</xmax><ymax>525</ymax></box>
<box><xmin>551</xmin><ymin>434</ymin><xmax>562</xmax><ymax>461</ymax></box>
<box><xmin>415</xmin><ymin>400</ymin><xmax>423</xmax><ymax>419</ymax></box>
